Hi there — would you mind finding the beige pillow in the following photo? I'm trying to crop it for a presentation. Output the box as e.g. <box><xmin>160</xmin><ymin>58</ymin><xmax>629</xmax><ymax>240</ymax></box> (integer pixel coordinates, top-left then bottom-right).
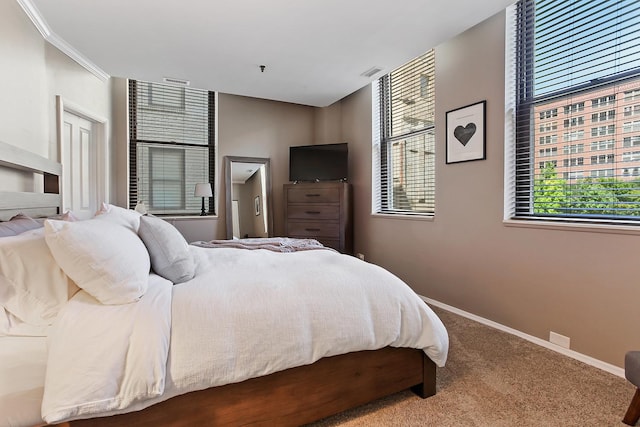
<box><xmin>0</xmin><ymin>228</ymin><xmax>78</xmax><ymax>325</ymax></box>
<box><xmin>44</xmin><ymin>219</ymin><xmax>150</xmax><ymax>305</ymax></box>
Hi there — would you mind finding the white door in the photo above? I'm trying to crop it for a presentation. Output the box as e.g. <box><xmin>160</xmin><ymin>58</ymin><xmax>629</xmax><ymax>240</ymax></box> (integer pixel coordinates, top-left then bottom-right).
<box><xmin>62</xmin><ymin>112</ymin><xmax>97</xmax><ymax>220</ymax></box>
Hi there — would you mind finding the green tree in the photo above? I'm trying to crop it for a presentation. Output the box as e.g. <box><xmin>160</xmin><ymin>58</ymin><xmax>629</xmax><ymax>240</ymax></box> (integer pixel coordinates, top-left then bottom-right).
<box><xmin>533</xmin><ymin>163</ymin><xmax>567</xmax><ymax>214</ymax></box>
<box><xmin>568</xmin><ymin>177</ymin><xmax>640</xmax><ymax>217</ymax></box>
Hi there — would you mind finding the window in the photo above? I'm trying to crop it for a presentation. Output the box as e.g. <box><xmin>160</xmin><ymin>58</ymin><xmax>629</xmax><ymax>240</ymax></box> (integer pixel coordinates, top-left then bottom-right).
<box><xmin>539</xmin><ymin>147</ymin><xmax>558</xmax><ymax>157</ymax></box>
<box><xmin>562</xmin><ymin>130</ymin><xmax>584</xmax><ymax>142</ymax></box>
<box><xmin>563</xmin><ymin>117</ymin><xmax>584</xmax><ymax>128</ymax></box>
<box><xmin>623</xmin><ymin>105</ymin><xmax>640</xmax><ymax>117</ymax></box>
<box><xmin>591</xmin><ymin>95</ymin><xmax>616</xmax><ymax>107</ymax></box>
<box><xmin>624</xmin><ymin>136</ymin><xmax>640</xmax><ymax>147</ymax></box>
<box><xmin>563</xmin><ymin>157</ymin><xmax>584</xmax><ymax>167</ymax></box>
<box><xmin>623</xmin><ymin>151</ymin><xmax>640</xmax><ymax>162</ymax></box>
<box><xmin>590</xmin><ymin>169</ymin><xmax>615</xmax><ymax>178</ymax></box>
<box><xmin>539</xmin><ymin>122</ymin><xmax>557</xmax><ymax>132</ymax></box>
<box><xmin>129</xmin><ymin>80</ymin><xmax>216</xmax><ymax>215</ymax></box>
<box><xmin>508</xmin><ymin>0</ymin><xmax>640</xmax><ymax>221</ymax></box>
<box><xmin>373</xmin><ymin>50</ymin><xmax>435</xmax><ymax>215</ymax></box>
<box><xmin>625</xmin><ymin>89</ymin><xmax>640</xmax><ymax>102</ymax></box>
<box><xmin>564</xmin><ymin>102</ymin><xmax>584</xmax><ymax>114</ymax></box>
<box><xmin>591</xmin><ymin>125</ymin><xmax>616</xmax><ymax>137</ymax></box>
<box><xmin>623</xmin><ymin>167</ymin><xmax>640</xmax><ymax>176</ymax></box>
<box><xmin>539</xmin><ymin>160</ymin><xmax>557</xmax><ymax>169</ymax></box>
<box><xmin>591</xmin><ymin>139</ymin><xmax>615</xmax><ymax>151</ymax></box>
<box><xmin>563</xmin><ymin>144</ymin><xmax>584</xmax><ymax>155</ymax></box>
<box><xmin>539</xmin><ymin>135</ymin><xmax>557</xmax><ymax>144</ymax></box>
<box><xmin>590</xmin><ymin>154</ymin><xmax>614</xmax><ymax>165</ymax></box>
<box><xmin>591</xmin><ymin>110</ymin><xmax>615</xmax><ymax>123</ymax></box>
<box><xmin>623</xmin><ymin>120</ymin><xmax>640</xmax><ymax>133</ymax></box>
<box><xmin>539</xmin><ymin>108</ymin><xmax>558</xmax><ymax>119</ymax></box>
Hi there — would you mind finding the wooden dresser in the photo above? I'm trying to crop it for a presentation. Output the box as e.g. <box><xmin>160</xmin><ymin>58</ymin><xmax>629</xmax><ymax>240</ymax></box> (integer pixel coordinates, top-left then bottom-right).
<box><xmin>284</xmin><ymin>182</ymin><xmax>352</xmax><ymax>254</ymax></box>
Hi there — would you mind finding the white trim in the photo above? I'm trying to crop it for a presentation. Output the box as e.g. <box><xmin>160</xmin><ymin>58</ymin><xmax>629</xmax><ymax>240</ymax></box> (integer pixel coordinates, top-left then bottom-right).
<box><xmin>56</xmin><ymin>96</ymin><xmax>110</xmax><ymax>210</ymax></box>
<box><xmin>503</xmin><ymin>3</ymin><xmax>517</xmax><ymax>222</ymax></box>
<box><xmin>17</xmin><ymin>0</ymin><xmax>110</xmax><ymax>82</ymax></box>
<box><xmin>213</xmin><ymin>91</ymin><xmax>220</xmax><ymax>217</ymax></box>
<box><xmin>421</xmin><ymin>296</ymin><xmax>625</xmax><ymax>379</ymax></box>
<box><xmin>503</xmin><ymin>218</ymin><xmax>640</xmax><ymax>236</ymax></box>
<box><xmin>370</xmin><ymin>212</ymin><xmax>435</xmax><ymax>221</ymax></box>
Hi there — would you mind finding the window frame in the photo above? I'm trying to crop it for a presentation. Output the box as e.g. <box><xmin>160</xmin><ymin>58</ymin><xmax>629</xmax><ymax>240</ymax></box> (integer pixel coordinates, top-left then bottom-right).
<box><xmin>505</xmin><ymin>1</ymin><xmax>640</xmax><ymax>231</ymax></box>
<box><xmin>372</xmin><ymin>50</ymin><xmax>436</xmax><ymax>218</ymax></box>
<box><xmin>128</xmin><ymin>80</ymin><xmax>217</xmax><ymax>217</ymax></box>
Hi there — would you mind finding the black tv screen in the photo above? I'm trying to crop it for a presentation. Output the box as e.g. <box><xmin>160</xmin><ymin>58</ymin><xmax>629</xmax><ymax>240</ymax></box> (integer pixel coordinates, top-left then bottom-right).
<box><xmin>289</xmin><ymin>143</ymin><xmax>348</xmax><ymax>182</ymax></box>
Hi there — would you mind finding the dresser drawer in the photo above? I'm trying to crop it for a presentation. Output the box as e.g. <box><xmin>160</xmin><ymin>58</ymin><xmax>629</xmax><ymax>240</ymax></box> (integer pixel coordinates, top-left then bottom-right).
<box><xmin>287</xmin><ymin>187</ymin><xmax>340</xmax><ymax>203</ymax></box>
<box><xmin>287</xmin><ymin>205</ymin><xmax>340</xmax><ymax>220</ymax></box>
<box><xmin>287</xmin><ymin>221</ymin><xmax>340</xmax><ymax>238</ymax></box>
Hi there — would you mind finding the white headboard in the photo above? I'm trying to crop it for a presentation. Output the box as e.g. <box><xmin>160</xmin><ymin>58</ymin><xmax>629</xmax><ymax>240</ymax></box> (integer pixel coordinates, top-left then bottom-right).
<box><xmin>0</xmin><ymin>140</ymin><xmax>62</xmax><ymax>221</ymax></box>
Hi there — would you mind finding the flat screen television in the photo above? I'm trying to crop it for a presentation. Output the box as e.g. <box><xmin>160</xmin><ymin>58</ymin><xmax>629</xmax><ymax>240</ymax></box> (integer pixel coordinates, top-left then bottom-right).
<box><xmin>289</xmin><ymin>143</ymin><xmax>348</xmax><ymax>182</ymax></box>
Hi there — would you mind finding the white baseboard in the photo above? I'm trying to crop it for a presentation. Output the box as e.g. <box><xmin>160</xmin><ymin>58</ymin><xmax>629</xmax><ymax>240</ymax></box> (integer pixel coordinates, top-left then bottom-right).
<box><xmin>421</xmin><ymin>296</ymin><xmax>625</xmax><ymax>379</ymax></box>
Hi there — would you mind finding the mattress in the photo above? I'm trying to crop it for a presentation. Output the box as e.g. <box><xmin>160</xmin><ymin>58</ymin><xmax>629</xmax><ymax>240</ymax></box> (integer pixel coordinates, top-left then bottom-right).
<box><xmin>0</xmin><ymin>336</ymin><xmax>47</xmax><ymax>427</ymax></box>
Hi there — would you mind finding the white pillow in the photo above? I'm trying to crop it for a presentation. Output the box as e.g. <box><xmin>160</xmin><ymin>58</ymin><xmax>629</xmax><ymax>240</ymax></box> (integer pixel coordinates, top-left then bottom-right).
<box><xmin>0</xmin><ymin>228</ymin><xmax>79</xmax><ymax>326</ymax></box>
<box><xmin>138</xmin><ymin>215</ymin><xmax>195</xmax><ymax>283</ymax></box>
<box><xmin>44</xmin><ymin>219</ymin><xmax>150</xmax><ymax>305</ymax></box>
<box><xmin>94</xmin><ymin>203</ymin><xmax>142</xmax><ymax>232</ymax></box>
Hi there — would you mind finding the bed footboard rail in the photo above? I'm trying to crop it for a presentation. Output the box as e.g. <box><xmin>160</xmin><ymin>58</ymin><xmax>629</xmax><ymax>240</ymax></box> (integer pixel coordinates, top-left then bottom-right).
<box><xmin>55</xmin><ymin>347</ymin><xmax>436</xmax><ymax>427</ymax></box>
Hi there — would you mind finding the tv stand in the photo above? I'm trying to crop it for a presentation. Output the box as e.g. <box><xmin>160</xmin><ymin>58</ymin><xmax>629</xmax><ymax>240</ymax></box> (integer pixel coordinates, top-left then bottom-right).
<box><xmin>284</xmin><ymin>182</ymin><xmax>353</xmax><ymax>254</ymax></box>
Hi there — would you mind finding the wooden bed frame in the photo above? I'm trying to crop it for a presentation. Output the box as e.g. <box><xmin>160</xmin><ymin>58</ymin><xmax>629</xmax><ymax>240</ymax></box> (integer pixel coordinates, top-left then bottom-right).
<box><xmin>0</xmin><ymin>141</ymin><xmax>438</xmax><ymax>426</ymax></box>
<box><xmin>56</xmin><ymin>348</ymin><xmax>435</xmax><ymax>427</ymax></box>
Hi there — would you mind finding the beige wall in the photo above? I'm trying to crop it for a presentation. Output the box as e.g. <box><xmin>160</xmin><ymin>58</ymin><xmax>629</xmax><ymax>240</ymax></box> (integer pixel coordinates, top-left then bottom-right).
<box><xmin>335</xmin><ymin>10</ymin><xmax>640</xmax><ymax>368</ymax></box>
<box><xmin>5</xmin><ymin>0</ymin><xmax>638</xmax><ymax>368</ymax></box>
<box><xmin>112</xmin><ymin>90</ymin><xmax>316</xmax><ymax>241</ymax></box>
<box><xmin>0</xmin><ymin>0</ymin><xmax>111</xmax><ymax>193</ymax></box>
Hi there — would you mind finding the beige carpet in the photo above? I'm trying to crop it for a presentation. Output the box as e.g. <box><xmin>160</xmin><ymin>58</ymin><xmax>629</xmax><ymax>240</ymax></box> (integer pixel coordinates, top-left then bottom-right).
<box><xmin>309</xmin><ymin>306</ymin><xmax>635</xmax><ymax>427</ymax></box>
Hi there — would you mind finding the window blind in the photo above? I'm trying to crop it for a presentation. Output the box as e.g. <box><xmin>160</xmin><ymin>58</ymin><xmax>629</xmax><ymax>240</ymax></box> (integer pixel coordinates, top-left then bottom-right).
<box><xmin>373</xmin><ymin>50</ymin><xmax>436</xmax><ymax>215</ymax></box>
<box><xmin>129</xmin><ymin>80</ymin><xmax>215</xmax><ymax>215</ymax></box>
<box><xmin>511</xmin><ymin>0</ymin><xmax>640</xmax><ymax>222</ymax></box>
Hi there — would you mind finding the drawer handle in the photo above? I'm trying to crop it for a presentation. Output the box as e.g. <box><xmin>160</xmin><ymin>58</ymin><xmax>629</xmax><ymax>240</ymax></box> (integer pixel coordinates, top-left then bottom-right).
<box><xmin>305</xmin><ymin>228</ymin><xmax>321</xmax><ymax>232</ymax></box>
<box><xmin>305</xmin><ymin>194</ymin><xmax>321</xmax><ymax>197</ymax></box>
<box><xmin>305</xmin><ymin>211</ymin><xmax>321</xmax><ymax>214</ymax></box>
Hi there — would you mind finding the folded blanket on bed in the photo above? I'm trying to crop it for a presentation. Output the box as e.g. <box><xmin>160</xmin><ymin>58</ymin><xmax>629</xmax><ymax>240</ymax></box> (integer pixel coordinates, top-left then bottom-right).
<box><xmin>41</xmin><ymin>275</ymin><xmax>172</xmax><ymax>423</ymax></box>
<box><xmin>191</xmin><ymin>237</ymin><xmax>331</xmax><ymax>252</ymax></box>
<box><xmin>41</xmin><ymin>247</ymin><xmax>448</xmax><ymax>423</ymax></box>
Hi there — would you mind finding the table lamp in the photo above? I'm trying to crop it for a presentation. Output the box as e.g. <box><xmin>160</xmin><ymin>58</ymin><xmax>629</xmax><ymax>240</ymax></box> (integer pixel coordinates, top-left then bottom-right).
<box><xmin>194</xmin><ymin>183</ymin><xmax>212</xmax><ymax>216</ymax></box>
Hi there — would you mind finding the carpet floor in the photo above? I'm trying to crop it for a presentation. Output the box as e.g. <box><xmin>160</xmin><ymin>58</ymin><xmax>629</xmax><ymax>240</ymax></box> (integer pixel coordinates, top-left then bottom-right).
<box><xmin>309</xmin><ymin>306</ymin><xmax>635</xmax><ymax>427</ymax></box>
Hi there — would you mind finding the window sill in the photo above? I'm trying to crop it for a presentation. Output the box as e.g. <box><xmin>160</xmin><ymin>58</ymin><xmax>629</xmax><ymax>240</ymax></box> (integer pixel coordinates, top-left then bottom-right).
<box><xmin>371</xmin><ymin>213</ymin><xmax>435</xmax><ymax>221</ymax></box>
<box><xmin>503</xmin><ymin>218</ymin><xmax>640</xmax><ymax>236</ymax></box>
<box><xmin>158</xmin><ymin>215</ymin><xmax>219</xmax><ymax>220</ymax></box>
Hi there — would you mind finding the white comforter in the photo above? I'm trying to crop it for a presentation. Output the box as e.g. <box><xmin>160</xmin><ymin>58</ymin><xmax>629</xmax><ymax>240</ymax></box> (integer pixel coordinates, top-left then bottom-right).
<box><xmin>41</xmin><ymin>247</ymin><xmax>449</xmax><ymax>423</ymax></box>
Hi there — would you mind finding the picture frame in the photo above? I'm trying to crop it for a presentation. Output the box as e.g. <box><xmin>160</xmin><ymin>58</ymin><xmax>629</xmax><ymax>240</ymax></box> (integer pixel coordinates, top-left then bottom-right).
<box><xmin>254</xmin><ymin>195</ymin><xmax>260</xmax><ymax>216</ymax></box>
<box><xmin>446</xmin><ymin>100</ymin><xmax>486</xmax><ymax>164</ymax></box>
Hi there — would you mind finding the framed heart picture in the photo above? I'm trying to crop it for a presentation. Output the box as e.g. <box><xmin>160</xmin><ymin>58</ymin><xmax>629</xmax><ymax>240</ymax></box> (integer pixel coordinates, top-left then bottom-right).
<box><xmin>446</xmin><ymin>100</ymin><xmax>486</xmax><ymax>164</ymax></box>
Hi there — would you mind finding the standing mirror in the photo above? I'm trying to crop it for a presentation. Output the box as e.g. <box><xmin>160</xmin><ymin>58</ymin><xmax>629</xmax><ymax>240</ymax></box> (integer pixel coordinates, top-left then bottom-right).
<box><xmin>225</xmin><ymin>156</ymin><xmax>273</xmax><ymax>239</ymax></box>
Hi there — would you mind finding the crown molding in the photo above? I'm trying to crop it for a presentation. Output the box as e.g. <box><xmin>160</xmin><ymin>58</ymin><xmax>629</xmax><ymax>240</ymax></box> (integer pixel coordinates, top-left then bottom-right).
<box><xmin>16</xmin><ymin>0</ymin><xmax>110</xmax><ymax>82</ymax></box>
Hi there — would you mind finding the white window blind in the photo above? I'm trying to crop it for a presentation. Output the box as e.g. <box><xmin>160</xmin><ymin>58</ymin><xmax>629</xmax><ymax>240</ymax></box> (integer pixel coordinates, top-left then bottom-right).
<box><xmin>129</xmin><ymin>80</ymin><xmax>215</xmax><ymax>215</ymax></box>
<box><xmin>509</xmin><ymin>0</ymin><xmax>640</xmax><ymax>223</ymax></box>
<box><xmin>373</xmin><ymin>50</ymin><xmax>435</xmax><ymax>215</ymax></box>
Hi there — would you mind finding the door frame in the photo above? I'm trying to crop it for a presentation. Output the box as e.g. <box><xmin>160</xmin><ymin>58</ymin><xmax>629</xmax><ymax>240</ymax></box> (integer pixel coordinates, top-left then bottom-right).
<box><xmin>55</xmin><ymin>96</ymin><xmax>110</xmax><ymax>212</ymax></box>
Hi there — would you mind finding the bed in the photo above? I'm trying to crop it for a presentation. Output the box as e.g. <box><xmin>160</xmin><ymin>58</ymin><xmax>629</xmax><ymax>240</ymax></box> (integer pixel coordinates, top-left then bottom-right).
<box><xmin>0</xmin><ymin>141</ymin><xmax>449</xmax><ymax>427</ymax></box>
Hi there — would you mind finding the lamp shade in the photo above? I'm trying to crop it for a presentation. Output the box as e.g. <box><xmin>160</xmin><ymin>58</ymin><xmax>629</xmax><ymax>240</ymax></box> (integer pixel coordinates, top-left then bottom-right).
<box><xmin>194</xmin><ymin>183</ymin><xmax>213</xmax><ymax>198</ymax></box>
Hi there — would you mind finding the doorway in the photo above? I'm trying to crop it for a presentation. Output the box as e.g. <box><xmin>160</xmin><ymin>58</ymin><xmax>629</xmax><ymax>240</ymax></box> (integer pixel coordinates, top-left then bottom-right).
<box><xmin>57</xmin><ymin>96</ymin><xmax>109</xmax><ymax>220</ymax></box>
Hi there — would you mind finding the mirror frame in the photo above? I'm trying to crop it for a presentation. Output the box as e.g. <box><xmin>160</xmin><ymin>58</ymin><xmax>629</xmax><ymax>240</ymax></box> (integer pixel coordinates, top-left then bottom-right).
<box><xmin>225</xmin><ymin>156</ymin><xmax>273</xmax><ymax>240</ymax></box>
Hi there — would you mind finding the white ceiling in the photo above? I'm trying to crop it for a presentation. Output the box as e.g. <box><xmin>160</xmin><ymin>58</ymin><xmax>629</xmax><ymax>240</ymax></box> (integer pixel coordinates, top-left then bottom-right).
<box><xmin>24</xmin><ymin>0</ymin><xmax>514</xmax><ymax>107</ymax></box>
<box><xmin>232</xmin><ymin>162</ymin><xmax>261</xmax><ymax>184</ymax></box>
